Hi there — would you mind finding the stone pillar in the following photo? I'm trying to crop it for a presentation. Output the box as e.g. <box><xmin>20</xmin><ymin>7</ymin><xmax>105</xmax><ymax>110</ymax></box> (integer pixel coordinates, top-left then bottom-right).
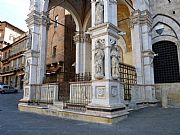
<box><xmin>74</xmin><ymin>32</ymin><xmax>92</xmax><ymax>74</ymax></box>
<box><xmin>83</xmin><ymin>34</ymin><xmax>91</xmax><ymax>73</ymax></box>
<box><xmin>176</xmin><ymin>41</ymin><xmax>180</xmax><ymax>72</ymax></box>
<box><xmin>20</xmin><ymin>1</ymin><xmax>48</xmax><ymax>102</ymax></box>
<box><xmin>87</xmin><ymin>0</ymin><xmax>128</xmax><ymax>120</ymax></box>
<box><xmin>130</xmin><ymin>10</ymin><xmax>157</xmax><ymax>103</ymax></box>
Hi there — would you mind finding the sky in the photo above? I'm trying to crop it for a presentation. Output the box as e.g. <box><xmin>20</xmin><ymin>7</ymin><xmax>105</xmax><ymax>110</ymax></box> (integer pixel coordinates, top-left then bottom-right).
<box><xmin>0</xmin><ymin>0</ymin><xmax>30</xmax><ymax>31</ymax></box>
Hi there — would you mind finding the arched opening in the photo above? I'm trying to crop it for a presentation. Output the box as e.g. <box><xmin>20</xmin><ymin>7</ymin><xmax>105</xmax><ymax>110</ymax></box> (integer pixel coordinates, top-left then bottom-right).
<box><xmin>153</xmin><ymin>41</ymin><xmax>180</xmax><ymax>83</ymax></box>
<box><xmin>45</xmin><ymin>5</ymin><xmax>76</xmax><ymax>83</ymax></box>
<box><xmin>117</xmin><ymin>2</ymin><xmax>132</xmax><ymax>65</ymax></box>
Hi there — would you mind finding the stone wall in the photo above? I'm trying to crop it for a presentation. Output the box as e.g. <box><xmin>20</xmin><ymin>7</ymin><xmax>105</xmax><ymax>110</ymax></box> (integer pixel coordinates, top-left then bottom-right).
<box><xmin>155</xmin><ymin>83</ymin><xmax>180</xmax><ymax>108</ymax></box>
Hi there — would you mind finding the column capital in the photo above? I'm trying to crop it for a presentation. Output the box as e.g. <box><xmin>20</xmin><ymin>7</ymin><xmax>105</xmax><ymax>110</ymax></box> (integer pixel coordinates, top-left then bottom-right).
<box><xmin>73</xmin><ymin>32</ymin><xmax>91</xmax><ymax>43</ymax></box>
<box><xmin>130</xmin><ymin>10</ymin><xmax>152</xmax><ymax>28</ymax></box>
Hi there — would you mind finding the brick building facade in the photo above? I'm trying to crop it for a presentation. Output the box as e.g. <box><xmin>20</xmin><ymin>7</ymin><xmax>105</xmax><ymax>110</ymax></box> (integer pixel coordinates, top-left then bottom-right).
<box><xmin>0</xmin><ymin>33</ymin><xmax>27</xmax><ymax>90</ymax></box>
<box><xmin>45</xmin><ymin>7</ymin><xmax>76</xmax><ymax>83</ymax></box>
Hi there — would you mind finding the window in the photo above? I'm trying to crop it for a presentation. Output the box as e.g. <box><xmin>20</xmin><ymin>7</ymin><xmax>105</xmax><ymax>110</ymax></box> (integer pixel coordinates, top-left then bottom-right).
<box><xmin>153</xmin><ymin>41</ymin><xmax>180</xmax><ymax>83</ymax></box>
<box><xmin>9</xmin><ymin>34</ymin><xmax>14</xmax><ymax>41</ymax></box>
<box><xmin>52</xmin><ymin>46</ymin><xmax>57</xmax><ymax>57</ymax></box>
<box><xmin>54</xmin><ymin>15</ymin><xmax>59</xmax><ymax>28</ymax></box>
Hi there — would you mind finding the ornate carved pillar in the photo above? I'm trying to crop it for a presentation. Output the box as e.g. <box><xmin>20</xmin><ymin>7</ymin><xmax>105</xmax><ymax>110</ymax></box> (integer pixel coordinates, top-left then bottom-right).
<box><xmin>130</xmin><ymin>10</ymin><xmax>157</xmax><ymax>103</ymax></box>
<box><xmin>74</xmin><ymin>32</ymin><xmax>91</xmax><ymax>74</ymax></box>
<box><xmin>87</xmin><ymin>0</ymin><xmax>128</xmax><ymax>121</ymax></box>
<box><xmin>20</xmin><ymin>0</ymin><xmax>48</xmax><ymax>102</ymax></box>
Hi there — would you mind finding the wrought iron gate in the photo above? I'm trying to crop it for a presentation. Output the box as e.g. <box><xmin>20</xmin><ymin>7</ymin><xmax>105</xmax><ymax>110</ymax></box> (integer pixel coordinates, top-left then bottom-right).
<box><xmin>119</xmin><ymin>62</ymin><xmax>137</xmax><ymax>100</ymax></box>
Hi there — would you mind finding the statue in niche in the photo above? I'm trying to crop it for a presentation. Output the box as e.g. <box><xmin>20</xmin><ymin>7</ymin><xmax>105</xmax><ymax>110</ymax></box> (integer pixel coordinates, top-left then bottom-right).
<box><xmin>24</xmin><ymin>60</ymin><xmax>30</xmax><ymax>85</ymax></box>
<box><xmin>27</xmin><ymin>29</ymin><xmax>32</xmax><ymax>50</ymax></box>
<box><xmin>94</xmin><ymin>39</ymin><xmax>105</xmax><ymax>80</ymax></box>
<box><xmin>95</xmin><ymin>2</ymin><xmax>104</xmax><ymax>25</ymax></box>
<box><xmin>111</xmin><ymin>41</ymin><xmax>121</xmax><ymax>80</ymax></box>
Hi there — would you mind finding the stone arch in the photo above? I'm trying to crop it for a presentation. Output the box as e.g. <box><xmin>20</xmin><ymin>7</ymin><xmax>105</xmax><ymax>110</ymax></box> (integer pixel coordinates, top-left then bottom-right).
<box><xmin>43</xmin><ymin>0</ymin><xmax>82</xmax><ymax>31</ymax></box>
<box><xmin>83</xmin><ymin>10</ymin><xmax>91</xmax><ymax>32</ymax></box>
<box><xmin>117</xmin><ymin>2</ymin><xmax>132</xmax><ymax>52</ymax></box>
<box><xmin>117</xmin><ymin>1</ymin><xmax>133</xmax><ymax>65</ymax></box>
<box><xmin>152</xmin><ymin>14</ymin><xmax>180</xmax><ymax>39</ymax></box>
<box><xmin>117</xmin><ymin>0</ymin><xmax>134</xmax><ymax>13</ymax></box>
<box><xmin>152</xmin><ymin>36</ymin><xmax>178</xmax><ymax>45</ymax></box>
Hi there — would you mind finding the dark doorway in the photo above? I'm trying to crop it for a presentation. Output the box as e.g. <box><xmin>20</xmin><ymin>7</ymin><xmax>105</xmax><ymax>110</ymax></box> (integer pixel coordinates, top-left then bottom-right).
<box><xmin>153</xmin><ymin>41</ymin><xmax>180</xmax><ymax>83</ymax></box>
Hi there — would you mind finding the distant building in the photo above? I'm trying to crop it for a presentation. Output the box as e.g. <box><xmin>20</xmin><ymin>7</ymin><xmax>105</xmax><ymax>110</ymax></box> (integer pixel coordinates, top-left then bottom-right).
<box><xmin>0</xmin><ymin>33</ymin><xmax>27</xmax><ymax>90</ymax></box>
<box><xmin>0</xmin><ymin>21</ymin><xmax>25</xmax><ymax>82</ymax></box>
<box><xmin>0</xmin><ymin>21</ymin><xmax>24</xmax><ymax>48</ymax></box>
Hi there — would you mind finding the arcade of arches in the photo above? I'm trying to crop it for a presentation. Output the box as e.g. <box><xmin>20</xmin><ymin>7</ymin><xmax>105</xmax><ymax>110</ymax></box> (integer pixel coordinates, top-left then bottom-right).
<box><xmin>19</xmin><ymin>0</ymin><xmax>180</xmax><ymax>124</ymax></box>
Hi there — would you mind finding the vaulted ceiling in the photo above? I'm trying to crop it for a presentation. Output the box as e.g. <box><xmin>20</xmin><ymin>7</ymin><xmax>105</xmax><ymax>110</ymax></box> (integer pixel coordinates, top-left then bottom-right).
<box><xmin>48</xmin><ymin>0</ymin><xmax>91</xmax><ymax>24</ymax></box>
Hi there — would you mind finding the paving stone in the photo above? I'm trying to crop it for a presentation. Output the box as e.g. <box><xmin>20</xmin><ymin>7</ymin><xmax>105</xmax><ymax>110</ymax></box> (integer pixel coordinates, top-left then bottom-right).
<box><xmin>0</xmin><ymin>93</ymin><xmax>180</xmax><ymax>135</ymax></box>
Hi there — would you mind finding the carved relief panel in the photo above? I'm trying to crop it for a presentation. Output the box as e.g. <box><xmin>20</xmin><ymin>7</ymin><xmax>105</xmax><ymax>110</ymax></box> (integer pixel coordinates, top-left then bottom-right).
<box><xmin>110</xmin><ymin>39</ymin><xmax>121</xmax><ymax>80</ymax></box>
<box><xmin>95</xmin><ymin>1</ymin><xmax>104</xmax><ymax>25</ymax></box>
<box><xmin>94</xmin><ymin>39</ymin><xmax>105</xmax><ymax>80</ymax></box>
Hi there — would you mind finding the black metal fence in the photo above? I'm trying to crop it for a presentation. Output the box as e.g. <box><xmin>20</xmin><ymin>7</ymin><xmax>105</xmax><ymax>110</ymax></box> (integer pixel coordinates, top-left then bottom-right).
<box><xmin>119</xmin><ymin>62</ymin><xmax>137</xmax><ymax>100</ymax></box>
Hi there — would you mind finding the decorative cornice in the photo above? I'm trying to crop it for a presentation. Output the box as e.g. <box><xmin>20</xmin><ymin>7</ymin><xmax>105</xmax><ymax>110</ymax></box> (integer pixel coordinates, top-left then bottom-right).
<box><xmin>88</xmin><ymin>23</ymin><xmax>120</xmax><ymax>39</ymax></box>
<box><xmin>130</xmin><ymin>10</ymin><xmax>152</xmax><ymax>28</ymax></box>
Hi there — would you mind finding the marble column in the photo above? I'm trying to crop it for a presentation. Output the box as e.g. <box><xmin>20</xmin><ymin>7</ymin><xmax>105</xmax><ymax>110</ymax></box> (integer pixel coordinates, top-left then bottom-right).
<box><xmin>74</xmin><ymin>32</ymin><xmax>92</xmax><ymax>74</ymax></box>
<box><xmin>87</xmin><ymin>0</ymin><xmax>128</xmax><ymax>120</ymax></box>
<box><xmin>130</xmin><ymin>10</ymin><xmax>157</xmax><ymax>103</ymax></box>
<box><xmin>20</xmin><ymin>1</ymin><xmax>48</xmax><ymax>102</ymax></box>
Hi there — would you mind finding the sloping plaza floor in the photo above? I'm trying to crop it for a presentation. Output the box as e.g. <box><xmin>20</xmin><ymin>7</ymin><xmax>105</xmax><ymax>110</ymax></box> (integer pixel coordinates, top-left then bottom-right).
<box><xmin>0</xmin><ymin>92</ymin><xmax>180</xmax><ymax>135</ymax></box>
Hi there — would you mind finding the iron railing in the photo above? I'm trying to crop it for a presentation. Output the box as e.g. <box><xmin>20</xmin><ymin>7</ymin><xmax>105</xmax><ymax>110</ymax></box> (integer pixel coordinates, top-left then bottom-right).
<box><xmin>57</xmin><ymin>72</ymin><xmax>92</xmax><ymax>111</ymax></box>
<box><xmin>119</xmin><ymin>62</ymin><xmax>137</xmax><ymax>100</ymax></box>
<box><xmin>27</xmin><ymin>84</ymin><xmax>55</xmax><ymax>105</ymax></box>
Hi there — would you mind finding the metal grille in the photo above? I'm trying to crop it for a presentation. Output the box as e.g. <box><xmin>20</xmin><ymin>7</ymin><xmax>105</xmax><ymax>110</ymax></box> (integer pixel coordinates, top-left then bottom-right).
<box><xmin>57</xmin><ymin>72</ymin><xmax>92</xmax><ymax>111</ymax></box>
<box><xmin>153</xmin><ymin>41</ymin><xmax>180</xmax><ymax>83</ymax></box>
<box><xmin>119</xmin><ymin>62</ymin><xmax>137</xmax><ymax>100</ymax></box>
